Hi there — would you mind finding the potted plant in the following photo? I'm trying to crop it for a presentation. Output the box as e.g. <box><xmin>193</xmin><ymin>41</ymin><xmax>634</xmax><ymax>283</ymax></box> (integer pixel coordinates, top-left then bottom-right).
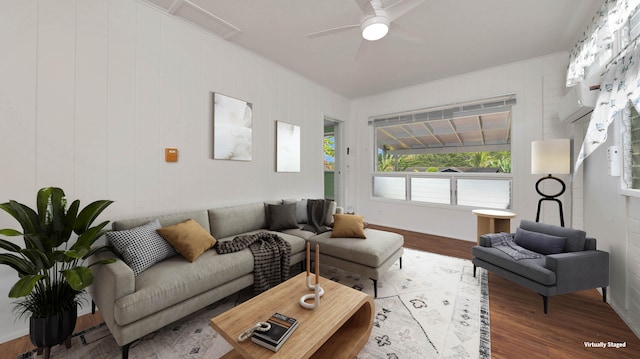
<box><xmin>0</xmin><ymin>187</ymin><xmax>114</xmax><ymax>356</ymax></box>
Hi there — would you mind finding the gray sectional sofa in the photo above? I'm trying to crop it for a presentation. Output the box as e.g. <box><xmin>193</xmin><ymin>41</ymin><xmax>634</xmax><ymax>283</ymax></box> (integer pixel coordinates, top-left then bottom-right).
<box><xmin>89</xmin><ymin>200</ymin><xmax>404</xmax><ymax>358</ymax></box>
<box><xmin>472</xmin><ymin>220</ymin><xmax>609</xmax><ymax>314</ymax></box>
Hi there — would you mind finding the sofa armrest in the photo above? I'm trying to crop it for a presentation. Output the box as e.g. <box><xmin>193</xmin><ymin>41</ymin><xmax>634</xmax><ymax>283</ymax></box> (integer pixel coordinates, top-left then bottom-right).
<box><xmin>545</xmin><ymin>250</ymin><xmax>609</xmax><ymax>294</ymax></box>
<box><xmin>89</xmin><ymin>250</ymin><xmax>136</xmax><ymax>312</ymax></box>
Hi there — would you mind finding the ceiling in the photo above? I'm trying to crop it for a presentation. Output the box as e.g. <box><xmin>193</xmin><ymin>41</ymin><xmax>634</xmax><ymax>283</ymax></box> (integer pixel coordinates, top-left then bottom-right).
<box><xmin>142</xmin><ymin>0</ymin><xmax>603</xmax><ymax>99</ymax></box>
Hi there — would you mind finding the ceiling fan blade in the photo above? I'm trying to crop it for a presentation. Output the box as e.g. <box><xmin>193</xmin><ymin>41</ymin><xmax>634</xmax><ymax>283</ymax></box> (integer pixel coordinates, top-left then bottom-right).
<box><xmin>307</xmin><ymin>24</ymin><xmax>360</xmax><ymax>39</ymax></box>
<box><xmin>354</xmin><ymin>38</ymin><xmax>370</xmax><ymax>60</ymax></box>
<box><xmin>355</xmin><ymin>0</ymin><xmax>374</xmax><ymax>14</ymax></box>
<box><xmin>385</xmin><ymin>0</ymin><xmax>426</xmax><ymax>21</ymax></box>
<box><xmin>390</xmin><ymin>23</ymin><xmax>424</xmax><ymax>43</ymax></box>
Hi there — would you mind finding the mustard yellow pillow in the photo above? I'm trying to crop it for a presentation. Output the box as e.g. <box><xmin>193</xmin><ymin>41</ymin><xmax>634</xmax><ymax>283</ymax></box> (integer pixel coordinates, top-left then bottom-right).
<box><xmin>156</xmin><ymin>219</ymin><xmax>217</xmax><ymax>262</ymax></box>
<box><xmin>331</xmin><ymin>214</ymin><xmax>366</xmax><ymax>239</ymax></box>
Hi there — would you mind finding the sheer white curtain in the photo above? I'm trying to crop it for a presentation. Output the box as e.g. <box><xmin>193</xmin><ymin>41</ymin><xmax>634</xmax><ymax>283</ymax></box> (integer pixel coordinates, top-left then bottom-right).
<box><xmin>569</xmin><ymin>0</ymin><xmax>640</xmax><ymax>171</ymax></box>
<box><xmin>567</xmin><ymin>0</ymin><xmax>640</xmax><ymax>87</ymax></box>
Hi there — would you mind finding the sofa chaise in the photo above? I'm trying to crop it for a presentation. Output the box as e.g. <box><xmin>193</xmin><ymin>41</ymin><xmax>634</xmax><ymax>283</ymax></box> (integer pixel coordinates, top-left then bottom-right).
<box><xmin>471</xmin><ymin>219</ymin><xmax>609</xmax><ymax>314</ymax></box>
<box><xmin>89</xmin><ymin>200</ymin><xmax>404</xmax><ymax>358</ymax></box>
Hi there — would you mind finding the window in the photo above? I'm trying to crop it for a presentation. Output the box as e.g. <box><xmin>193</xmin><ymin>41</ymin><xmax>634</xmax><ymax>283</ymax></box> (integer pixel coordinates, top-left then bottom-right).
<box><xmin>370</xmin><ymin>95</ymin><xmax>514</xmax><ymax>209</ymax></box>
<box><xmin>625</xmin><ymin>104</ymin><xmax>640</xmax><ymax>190</ymax></box>
<box><xmin>632</xmin><ymin>107</ymin><xmax>640</xmax><ymax>189</ymax></box>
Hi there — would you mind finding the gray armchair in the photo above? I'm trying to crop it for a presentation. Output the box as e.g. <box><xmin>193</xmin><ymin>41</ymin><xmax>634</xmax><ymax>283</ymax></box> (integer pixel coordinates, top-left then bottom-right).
<box><xmin>472</xmin><ymin>220</ymin><xmax>609</xmax><ymax>314</ymax></box>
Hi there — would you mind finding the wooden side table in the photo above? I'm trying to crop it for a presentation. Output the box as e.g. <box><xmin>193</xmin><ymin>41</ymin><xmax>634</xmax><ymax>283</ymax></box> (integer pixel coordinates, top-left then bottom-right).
<box><xmin>472</xmin><ymin>209</ymin><xmax>516</xmax><ymax>244</ymax></box>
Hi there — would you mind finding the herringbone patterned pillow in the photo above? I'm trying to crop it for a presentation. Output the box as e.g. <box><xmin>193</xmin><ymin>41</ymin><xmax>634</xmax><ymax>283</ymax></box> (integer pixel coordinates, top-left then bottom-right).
<box><xmin>107</xmin><ymin>219</ymin><xmax>178</xmax><ymax>275</ymax></box>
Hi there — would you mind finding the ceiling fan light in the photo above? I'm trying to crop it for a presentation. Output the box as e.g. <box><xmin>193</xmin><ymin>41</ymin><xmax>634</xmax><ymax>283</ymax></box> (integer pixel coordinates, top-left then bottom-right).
<box><xmin>361</xmin><ymin>16</ymin><xmax>389</xmax><ymax>41</ymax></box>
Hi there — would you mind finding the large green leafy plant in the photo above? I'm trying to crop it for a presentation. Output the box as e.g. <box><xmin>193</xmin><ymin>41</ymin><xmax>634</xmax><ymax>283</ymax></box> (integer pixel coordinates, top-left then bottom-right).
<box><xmin>0</xmin><ymin>187</ymin><xmax>114</xmax><ymax>318</ymax></box>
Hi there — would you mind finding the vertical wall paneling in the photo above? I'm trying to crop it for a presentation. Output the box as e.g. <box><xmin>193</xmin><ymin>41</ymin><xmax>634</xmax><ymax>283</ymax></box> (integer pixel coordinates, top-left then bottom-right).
<box><xmin>0</xmin><ymin>0</ymin><xmax>350</xmax><ymax>341</ymax></box>
<box><xmin>159</xmin><ymin>15</ymin><xmax>182</xmax><ymax>209</ymax></box>
<box><xmin>76</xmin><ymin>0</ymin><xmax>109</xmax><ymax>201</ymax></box>
<box><xmin>179</xmin><ymin>26</ymin><xmax>203</xmax><ymax>208</ymax></box>
<box><xmin>0</xmin><ymin>0</ymin><xmax>38</xmax><ymax>337</ymax></box>
<box><xmin>106</xmin><ymin>0</ymin><xmax>137</xmax><ymax>218</ymax></box>
<box><xmin>628</xmin><ymin>197</ymin><xmax>640</xmax><ymax>336</ymax></box>
<box><xmin>36</xmin><ymin>0</ymin><xmax>76</xmax><ymax>191</ymax></box>
<box><xmin>583</xmin><ymin>125</ymin><xmax>628</xmax><ymax>327</ymax></box>
<box><xmin>540</xmin><ymin>72</ymin><xmax>571</xmax><ymax>226</ymax></box>
<box><xmin>0</xmin><ymin>0</ymin><xmax>37</xmax><ymax>206</ymax></box>
<box><xmin>134</xmin><ymin>5</ymin><xmax>161</xmax><ymax>212</ymax></box>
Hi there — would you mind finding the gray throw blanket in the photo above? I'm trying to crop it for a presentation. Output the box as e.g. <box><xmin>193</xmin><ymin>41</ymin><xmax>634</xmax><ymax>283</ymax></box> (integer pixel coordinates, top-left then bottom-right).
<box><xmin>490</xmin><ymin>232</ymin><xmax>542</xmax><ymax>260</ymax></box>
<box><xmin>215</xmin><ymin>232</ymin><xmax>291</xmax><ymax>293</ymax></box>
<box><xmin>302</xmin><ymin>199</ymin><xmax>332</xmax><ymax>234</ymax></box>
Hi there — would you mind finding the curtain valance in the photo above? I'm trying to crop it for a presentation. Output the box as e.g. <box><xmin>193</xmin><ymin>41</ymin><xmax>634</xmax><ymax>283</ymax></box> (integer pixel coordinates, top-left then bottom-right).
<box><xmin>567</xmin><ymin>0</ymin><xmax>640</xmax><ymax>87</ymax></box>
<box><xmin>569</xmin><ymin>0</ymin><xmax>640</xmax><ymax>172</ymax></box>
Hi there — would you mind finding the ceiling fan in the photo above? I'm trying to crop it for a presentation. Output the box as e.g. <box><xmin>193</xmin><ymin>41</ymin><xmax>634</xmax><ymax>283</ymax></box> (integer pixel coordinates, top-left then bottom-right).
<box><xmin>307</xmin><ymin>0</ymin><xmax>426</xmax><ymax>58</ymax></box>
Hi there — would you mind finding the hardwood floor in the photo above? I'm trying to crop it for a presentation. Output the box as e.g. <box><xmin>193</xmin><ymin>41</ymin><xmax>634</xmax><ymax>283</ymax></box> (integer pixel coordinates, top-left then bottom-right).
<box><xmin>370</xmin><ymin>224</ymin><xmax>640</xmax><ymax>359</ymax></box>
<box><xmin>1</xmin><ymin>225</ymin><xmax>639</xmax><ymax>358</ymax></box>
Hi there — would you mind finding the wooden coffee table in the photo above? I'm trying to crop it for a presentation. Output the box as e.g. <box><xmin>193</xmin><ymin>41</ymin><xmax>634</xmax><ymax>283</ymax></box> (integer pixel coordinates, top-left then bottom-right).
<box><xmin>210</xmin><ymin>272</ymin><xmax>374</xmax><ymax>358</ymax></box>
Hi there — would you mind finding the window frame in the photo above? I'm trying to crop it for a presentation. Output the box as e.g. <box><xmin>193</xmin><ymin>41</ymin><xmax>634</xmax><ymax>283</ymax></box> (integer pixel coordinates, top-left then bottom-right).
<box><xmin>620</xmin><ymin>103</ymin><xmax>640</xmax><ymax>198</ymax></box>
<box><xmin>370</xmin><ymin>95</ymin><xmax>515</xmax><ymax>210</ymax></box>
<box><xmin>371</xmin><ymin>170</ymin><xmax>513</xmax><ymax>210</ymax></box>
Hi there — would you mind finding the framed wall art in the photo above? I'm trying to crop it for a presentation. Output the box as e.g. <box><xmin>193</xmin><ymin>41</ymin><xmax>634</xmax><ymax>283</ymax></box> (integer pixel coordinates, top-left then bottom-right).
<box><xmin>213</xmin><ymin>92</ymin><xmax>253</xmax><ymax>161</ymax></box>
<box><xmin>276</xmin><ymin>121</ymin><xmax>301</xmax><ymax>172</ymax></box>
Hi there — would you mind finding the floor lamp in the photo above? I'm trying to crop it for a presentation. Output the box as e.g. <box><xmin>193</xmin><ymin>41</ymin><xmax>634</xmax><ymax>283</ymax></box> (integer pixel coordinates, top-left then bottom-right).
<box><xmin>531</xmin><ymin>139</ymin><xmax>570</xmax><ymax>227</ymax></box>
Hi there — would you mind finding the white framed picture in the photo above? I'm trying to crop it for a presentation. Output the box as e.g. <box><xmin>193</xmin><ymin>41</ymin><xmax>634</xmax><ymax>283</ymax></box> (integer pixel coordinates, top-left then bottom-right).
<box><xmin>276</xmin><ymin>121</ymin><xmax>301</xmax><ymax>172</ymax></box>
<box><xmin>213</xmin><ymin>93</ymin><xmax>253</xmax><ymax>161</ymax></box>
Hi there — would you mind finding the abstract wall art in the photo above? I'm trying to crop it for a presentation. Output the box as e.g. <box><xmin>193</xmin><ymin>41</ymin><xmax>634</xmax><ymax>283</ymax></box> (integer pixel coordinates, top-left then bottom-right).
<box><xmin>213</xmin><ymin>93</ymin><xmax>253</xmax><ymax>161</ymax></box>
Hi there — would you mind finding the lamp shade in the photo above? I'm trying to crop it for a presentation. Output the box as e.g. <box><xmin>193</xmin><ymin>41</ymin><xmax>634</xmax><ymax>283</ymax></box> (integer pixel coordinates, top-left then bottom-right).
<box><xmin>531</xmin><ymin>139</ymin><xmax>571</xmax><ymax>174</ymax></box>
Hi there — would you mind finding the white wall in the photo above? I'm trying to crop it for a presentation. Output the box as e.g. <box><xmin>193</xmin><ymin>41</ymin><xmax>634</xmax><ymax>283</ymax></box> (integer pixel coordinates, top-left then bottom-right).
<box><xmin>348</xmin><ymin>53</ymin><xmax>570</xmax><ymax>241</ymax></box>
<box><xmin>582</xmin><ymin>121</ymin><xmax>640</xmax><ymax>338</ymax></box>
<box><xmin>627</xmin><ymin>196</ymin><xmax>640</xmax><ymax>336</ymax></box>
<box><xmin>347</xmin><ymin>50</ymin><xmax>640</xmax><ymax>338</ymax></box>
<box><xmin>0</xmin><ymin>0</ymin><xmax>349</xmax><ymax>342</ymax></box>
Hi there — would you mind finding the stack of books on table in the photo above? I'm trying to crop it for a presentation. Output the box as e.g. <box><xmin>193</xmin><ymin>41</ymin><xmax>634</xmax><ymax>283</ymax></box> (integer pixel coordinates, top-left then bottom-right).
<box><xmin>251</xmin><ymin>313</ymin><xmax>298</xmax><ymax>352</ymax></box>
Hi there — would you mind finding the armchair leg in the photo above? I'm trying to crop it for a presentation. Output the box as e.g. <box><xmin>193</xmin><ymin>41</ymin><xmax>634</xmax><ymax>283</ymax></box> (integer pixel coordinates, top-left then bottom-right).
<box><xmin>541</xmin><ymin>294</ymin><xmax>548</xmax><ymax>314</ymax></box>
<box><xmin>92</xmin><ymin>300</ymin><xmax>96</xmax><ymax>314</ymax></box>
<box><xmin>399</xmin><ymin>257</ymin><xmax>403</xmax><ymax>269</ymax></box>
<box><xmin>473</xmin><ymin>264</ymin><xmax>477</xmax><ymax>278</ymax></box>
<box><xmin>602</xmin><ymin>287</ymin><xmax>607</xmax><ymax>302</ymax></box>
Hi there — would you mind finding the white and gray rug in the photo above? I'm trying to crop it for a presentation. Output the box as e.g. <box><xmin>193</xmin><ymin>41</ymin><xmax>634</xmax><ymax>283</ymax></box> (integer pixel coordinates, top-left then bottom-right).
<box><xmin>18</xmin><ymin>249</ymin><xmax>490</xmax><ymax>359</ymax></box>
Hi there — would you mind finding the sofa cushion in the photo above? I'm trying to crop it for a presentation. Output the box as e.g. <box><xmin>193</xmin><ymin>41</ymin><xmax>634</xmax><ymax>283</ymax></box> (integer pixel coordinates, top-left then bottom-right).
<box><xmin>514</xmin><ymin>227</ymin><xmax>566</xmax><ymax>255</ymax></box>
<box><xmin>472</xmin><ymin>245</ymin><xmax>556</xmax><ymax>285</ymax></box>
<box><xmin>156</xmin><ymin>219</ymin><xmax>217</xmax><ymax>262</ymax></box>
<box><xmin>331</xmin><ymin>214</ymin><xmax>366</xmax><ymax>239</ymax></box>
<box><xmin>281</xmin><ymin>227</ymin><xmax>316</xmax><ymax>240</ymax></box>
<box><xmin>107</xmin><ymin>219</ymin><xmax>178</xmax><ymax>276</ymax></box>
<box><xmin>113</xmin><ymin>248</ymin><xmax>254</xmax><ymax>326</ymax></box>
<box><xmin>208</xmin><ymin>203</ymin><xmax>267</xmax><ymax>239</ymax></box>
<box><xmin>268</xmin><ymin>203</ymin><xmax>299</xmax><ymax>231</ymax></box>
<box><xmin>519</xmin><ymin>220</ymin><xmax>586</xmax><ymax>252</ymax></box>
<box><xmin>308</xmin><ymin>228</ymin><xmax>403</xmax><ymax>267</ymax></box>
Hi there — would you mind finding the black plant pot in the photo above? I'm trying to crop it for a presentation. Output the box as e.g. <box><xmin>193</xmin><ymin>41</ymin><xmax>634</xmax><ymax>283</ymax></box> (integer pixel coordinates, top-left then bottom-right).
<box><xmin>29</xmin><ymin>305</ymin><xmax>77</xmax><ymax>353</ymax></box>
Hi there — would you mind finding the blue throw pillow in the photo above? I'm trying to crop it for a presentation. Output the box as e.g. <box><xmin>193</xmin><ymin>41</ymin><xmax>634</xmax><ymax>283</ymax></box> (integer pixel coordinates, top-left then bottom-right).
<box><xmin>514</xmin><ymin>227</ymin><xmax>566</xmax><ymax>255</ymax></box>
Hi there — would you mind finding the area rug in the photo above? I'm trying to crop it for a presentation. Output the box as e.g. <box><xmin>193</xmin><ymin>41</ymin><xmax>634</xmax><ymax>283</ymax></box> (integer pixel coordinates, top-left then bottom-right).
<box><xmin>18</xmin><ymin>248</ymin><xmax>490</xmax><ymax>359</ymax></box>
